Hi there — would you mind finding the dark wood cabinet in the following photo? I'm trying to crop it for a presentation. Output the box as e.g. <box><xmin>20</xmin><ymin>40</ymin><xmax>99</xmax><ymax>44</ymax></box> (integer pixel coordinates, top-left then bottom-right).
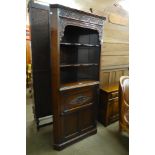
<box><xmin>29</xmin><ymin>1</ymin><xmax>105</xmax><ymax>150</ymax></box>
<box><xmin>50</xmin><ymin>4</ymin><xmax>105</xmax><ymax>150</ymax></box>
<box><xmin>59</xmin><ymin>86</ymin><xmax>98</xmax><ymax>144</ymax></box>
<box><xmin>98</xmin><ymin>84</ymin><xmax>119</xmax><ymax>126</ymax></box>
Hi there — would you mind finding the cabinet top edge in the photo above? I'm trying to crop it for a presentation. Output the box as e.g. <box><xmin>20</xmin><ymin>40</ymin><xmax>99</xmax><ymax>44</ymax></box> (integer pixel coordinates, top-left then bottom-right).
<box><xmin>28</xmin><ymin>0</ymin><xmax>50</xmax><ymax>11</ymax></box>
<box><xmin>50</xmin><ymin>4</ymin><xmax>106</xmax><ymax>20</ymax></box>
<box><xmin>100</xmin><ymin>84</ymin><xmax>119</xmax><ymax>93</ymax></box>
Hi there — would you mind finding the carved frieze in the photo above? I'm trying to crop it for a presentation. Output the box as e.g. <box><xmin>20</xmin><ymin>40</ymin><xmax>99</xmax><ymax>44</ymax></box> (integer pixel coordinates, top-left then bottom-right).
<box><xmin>59</xmin><ymin>17</ymin><xmax>104</xmax><ymax>43</ymax></box>
<box><xmin>58</xmin><ymin>7</ymin><xmax>105</xmax><ymax>43</ymax></box>
<box><xmin>59</xmin><ymin>8</ymin><xmax>104</xmax><ymax>25</ymax></box>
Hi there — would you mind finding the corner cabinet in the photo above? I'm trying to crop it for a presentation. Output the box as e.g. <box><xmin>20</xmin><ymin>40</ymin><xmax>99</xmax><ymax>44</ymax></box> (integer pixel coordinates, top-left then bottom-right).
<box><xmin>50</xmin><ymin>5</ymin><xmax>106</xmax><ymax>150</ymax></box>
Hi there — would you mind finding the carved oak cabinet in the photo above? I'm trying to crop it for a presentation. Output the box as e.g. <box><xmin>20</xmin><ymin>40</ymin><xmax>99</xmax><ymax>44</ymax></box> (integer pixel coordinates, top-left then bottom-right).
<box><xmin>50</xmin><ymin>5</ymin><xmax>105</xmax><ymax>150</ymax></box>
<box><xmin>29</xmin><ymin>1</ymin><xmax>106</xmax><ymax>150</ymax></box>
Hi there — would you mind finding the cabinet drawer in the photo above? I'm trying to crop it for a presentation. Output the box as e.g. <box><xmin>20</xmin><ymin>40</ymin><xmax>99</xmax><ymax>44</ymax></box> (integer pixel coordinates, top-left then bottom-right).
<box><xmin>108</xmin><ymin>97</ymin><xmax>119</xmax><ymax>122</ymax></box>
<box><xmin>60</xmin><ymin>87</ymin><xmax>95</xmax><ymax>113</ymax></box>
<box><xmin>108</xmin><ymin>91</ymin><xmax>118</xmax><ymax>99</ymax></box>
<box><xmin>108</xmin><ymin>97</ymin><xmax>118</xmax><ymax>104</ymax></box>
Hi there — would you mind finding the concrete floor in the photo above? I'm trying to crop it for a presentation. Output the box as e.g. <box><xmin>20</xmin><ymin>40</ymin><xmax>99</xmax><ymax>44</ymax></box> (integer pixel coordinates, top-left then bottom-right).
<box><xmin>26</xmin><ymin>93</ymin><xmax>129</xmax><ymax>155</ymax></box>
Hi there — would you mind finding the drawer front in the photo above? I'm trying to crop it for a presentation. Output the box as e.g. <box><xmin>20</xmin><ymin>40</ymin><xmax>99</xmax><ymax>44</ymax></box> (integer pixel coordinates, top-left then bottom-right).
<box><xmin>109</xmin><ymin>91</ymin><xmax>118</xmax><ymax>99</ymax></box>
<box><xmin>60</xmin><ymin>87</ymin><xmax>96</xmax><ymax>113</ymax></box>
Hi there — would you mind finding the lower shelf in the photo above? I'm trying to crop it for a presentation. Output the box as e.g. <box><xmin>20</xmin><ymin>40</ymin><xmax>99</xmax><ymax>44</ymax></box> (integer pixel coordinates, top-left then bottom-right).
<box><xmin>60</xmin><ymin>80</ymin><xmax>99</xmax><ymax>91</ymax></box>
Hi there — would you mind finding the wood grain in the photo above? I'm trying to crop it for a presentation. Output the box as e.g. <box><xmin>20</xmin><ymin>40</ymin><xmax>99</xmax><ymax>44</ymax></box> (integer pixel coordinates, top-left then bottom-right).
<box><xmin>101</xmin><ymin>42</ymin><xmax>129</xmax><ymax>52</ymax></box>
<box><xmin>104</xmin><ymin>21</ymin><xmax>129</xmax><ymax>32</ymax></box>
<box><xmin>101</xmin><ymin>51</ymin><xmax>128</xmax><ymax>56</ymax></box>
<box><xmin>109</xmin><ymin>13</ymin><xmax>128</xmax><ymax>26</ymax></box>
<box><xmin>100</xmin><ymin>71</ymin><xmax>110</xmax><ymax>86</ymax></box>
<box><xmin>103</xmin><ymin>28</ymin><xmax>129</xmax><ymax>43</ymax></box>
<box><xmin>101</xmin><ymin>55</ymin><xmax>129</xmax><ymax>68</ymax></box>
<box><xmin>100</xmin><ymin>67</ymin><xmax>129</xmax><ymax>86</ymax></box>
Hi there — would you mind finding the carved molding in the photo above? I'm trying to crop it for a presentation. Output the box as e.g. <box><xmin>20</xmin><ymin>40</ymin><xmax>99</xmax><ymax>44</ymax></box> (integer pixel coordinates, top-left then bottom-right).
<box><xmin>59</xmin><ymin>8</ymin><xmax>104</xmax><ymax>25</ymax></box>
<box><xmin>58</xmin><ymin>7</ymin><xmax>105</xmax><ymax>43</ymax></box>
<box><xmin>59</xmin><ymin>17</ymin><xmax>104</xmax><ymax>43</ymax></box>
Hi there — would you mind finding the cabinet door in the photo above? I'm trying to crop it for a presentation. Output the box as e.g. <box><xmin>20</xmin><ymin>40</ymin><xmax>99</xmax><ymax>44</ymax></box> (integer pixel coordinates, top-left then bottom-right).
<box><xmin>108</xmin><ymin>100</ymin><xmax>114</xmax><ymax>122</ymax></box>
<box><xmin>60</xmin><ymin>86</ymin><xmax>97</xmax><ymax>141</ymax></box>
<box><xmin>79</xmin><ymin>105</ymin><xmax>96</xmax><ymax>132</ymax></box>
<box><xmin>108</xmin><ymin>97</ymin><xmax>119</xmax><ymax>123</ymax></box>
<box><xmin>112</xmin><ymin>98</ymin><xmax>119</xmax><ymax>117</ymax></box>
<box><xmin>61</xmin><ymin>112</ymin><xmax>79</xmax><ymax>141</ymax></box>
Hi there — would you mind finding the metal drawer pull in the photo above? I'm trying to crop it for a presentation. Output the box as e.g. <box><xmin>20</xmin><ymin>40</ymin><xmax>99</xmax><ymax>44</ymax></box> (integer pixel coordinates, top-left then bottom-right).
<box><xmin>108</xmin><ymin>97</ymin><xmax>118</xmax><ymax>101</ymax></box>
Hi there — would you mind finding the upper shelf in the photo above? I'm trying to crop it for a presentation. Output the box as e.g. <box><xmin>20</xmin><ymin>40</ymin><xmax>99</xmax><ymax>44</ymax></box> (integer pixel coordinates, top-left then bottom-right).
<box><xmin>60</xmin><ymin>63</ymin><xmax>99</xmax><ymax>68</ymax></box>
<box><xmin>60</xmin><ymin>80</ymin><xmax>99</xmax><ymax>91</ymax></box>
<box><xmin>60</xmin><ymin>42</ymin><xmax>100</xmax><ymax>47</ymax></box>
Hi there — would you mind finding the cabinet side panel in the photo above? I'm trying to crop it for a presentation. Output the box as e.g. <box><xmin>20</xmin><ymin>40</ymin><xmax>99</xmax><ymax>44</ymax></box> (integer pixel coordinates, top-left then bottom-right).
<box><xmin>50</xmin><ymin>8</ymin><xmax>62</xmax><ymax>144</ymax></box>
<box><xmin>29</xmin><ymin>6</ymin><xmax>52</xmax><ymax>118</ymax></box>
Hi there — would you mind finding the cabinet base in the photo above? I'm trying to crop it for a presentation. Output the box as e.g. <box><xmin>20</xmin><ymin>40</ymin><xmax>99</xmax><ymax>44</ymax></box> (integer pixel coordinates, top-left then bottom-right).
<box><xmin>98</xmin><ymin>117</ymin><xmax>119</xmax><ymax>127</ymax></box>
<box><xmin>53</xmin><ymin>128</ymin><xmax>97</xmax><ymax>150</ymax></box>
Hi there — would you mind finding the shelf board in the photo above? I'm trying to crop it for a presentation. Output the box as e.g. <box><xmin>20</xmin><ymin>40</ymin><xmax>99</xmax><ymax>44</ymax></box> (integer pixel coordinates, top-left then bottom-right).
<box><xmin>60</xmin><ymin>80</ymin><xmax>99</xmax><ymax>91</ymax></box>
<box><xmin>60</xmin><ymin>42</ymin><xmax>100</xmax><ymax>47</ymax></box>
<box><xmin>60</xmin><ymin>63</ymin><xmax>98</xmax><ymax>67</ymax></box>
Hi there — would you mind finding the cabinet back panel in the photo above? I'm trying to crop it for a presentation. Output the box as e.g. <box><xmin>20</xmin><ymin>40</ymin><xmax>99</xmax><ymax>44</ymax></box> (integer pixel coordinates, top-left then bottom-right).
<box><xmin>60</xmin><ymin>46</ymin><xmax>100</xmax><ymax>64</ymax></box>
<box><xmin>60</xmin><ymin>46</ymin><xmax>78</xmax><ymax>64</ymax></box>
<box><xmin>60</xmin><ymin>66</ymin><xmax>99</xmax><ymax>84</ymax></box>
<box><xmin>77</xmin><ymin>66</ymin><xmax>99</xmax><ymax>80</ymax></box>
<box><xmin>60</xmin><ymin>67</ymin><xmax>77</xmax><ymax>84</ymax></box>
<box><xmin>61</xmin><ymin>26</ymin><xmax>99</xmax><ymax>45</ymax></box>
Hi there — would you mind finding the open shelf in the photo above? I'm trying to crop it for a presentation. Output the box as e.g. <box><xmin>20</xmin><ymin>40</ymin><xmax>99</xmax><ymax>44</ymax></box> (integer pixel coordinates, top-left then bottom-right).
<box><xmin>61</xmin><ymin>25</ymin><xmax>100</xmax><ymax>45</ymax></box>
<box><xmin>60</xmin><ymin>46</ymin><xmax>100</xmax><ymax>64</ymax></box>
<box><xmin>60</xmin><ymin>25</ymin><xmax>100</xmax><ymax>89</ymax></box>
<box><xmin>60</xmin><ymin>42</ymin><xmax>100</xmax><ymax>47</ymax></box>
<box><xmin>60</xmin><ymin>63</ymin><xmax>98</xmax><ymax>67</ymax></box>
<box><xmin>60</xmin><ymin>65</ymin><xmax>99</xmax><ymax>84</ymax></box>
<box><xmin>60</xmin><ymin>80</ymin><xmax>99</xmax><ymax>91</ymax></box>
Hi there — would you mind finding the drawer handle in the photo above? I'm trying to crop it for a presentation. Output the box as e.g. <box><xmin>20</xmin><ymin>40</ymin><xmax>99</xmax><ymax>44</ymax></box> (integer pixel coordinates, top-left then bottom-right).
<box><xmin>70</xmin><ymin>95</ymin><xmax>90</xmax><ymax>105</ymax></box>
<box><xmin>108</xmin><ymin>97</ymin><xmax>118</xmax><ymax>101</ymax></box>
